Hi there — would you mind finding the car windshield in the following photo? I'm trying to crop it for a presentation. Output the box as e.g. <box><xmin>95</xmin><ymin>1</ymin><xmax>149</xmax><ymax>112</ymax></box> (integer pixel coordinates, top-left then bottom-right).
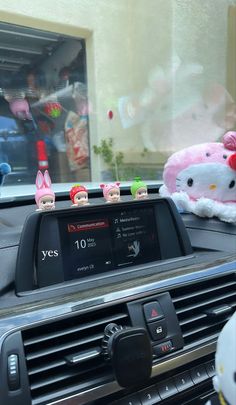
<box><xmin>0</xmin><ymin>0</ymin><xmax>236</xmax><ymax>200</ymax></box>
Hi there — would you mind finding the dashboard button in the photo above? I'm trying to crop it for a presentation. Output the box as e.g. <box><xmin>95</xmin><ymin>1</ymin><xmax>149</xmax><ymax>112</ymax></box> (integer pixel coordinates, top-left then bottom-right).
<box><xmin>191</xmin><ymin>365</ymin><xmax>208</xmax><ymax>384</ymax></box>
<box><xmin>118</xmin><ymin>395</ymin><xmax>141</xmax><ymax>405</ymax></box>
<box><xmin>157</xmin><ymin>378</ymin><xmax>178</xmax><ymax>399</ymax></box>
<box><xmin>139</xmin><ymin>385</ymin><xmax>161</xmax><ymax>404</ymax></box>
<box><xmin>205</xmin><ymin>360</ymin><xmax>216</xmax><ymax>377</ymax></box>
<box><xmin>148</xmin><ymin>320</ymin><xmax>167</xmax><ymax>341</ymax></box>
<box><xmin>153</xmin><ymin>340</ymin><xmax>173</xmax><ymax>356</ymax></box>
<box><xmin>175</xmin><ymin>372</ymin><xmax>194</xmax><ymax>392</ymax></box>
<box><xmin>143</xmin><ymin>302</ymin><xmax>164</xmax><ymax>322</ymax></box>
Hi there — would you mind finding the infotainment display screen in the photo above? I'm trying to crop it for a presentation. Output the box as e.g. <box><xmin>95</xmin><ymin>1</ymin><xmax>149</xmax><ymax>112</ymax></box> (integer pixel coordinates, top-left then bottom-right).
<box><xmin>59</xmin><ymin>206</ymin><xmax>160</xmax><ymax>280</ymax></box>
<box><xmin>16</xmin><ymin>198</ymin><xmax>193</xmax><ymax>293</ymax></box>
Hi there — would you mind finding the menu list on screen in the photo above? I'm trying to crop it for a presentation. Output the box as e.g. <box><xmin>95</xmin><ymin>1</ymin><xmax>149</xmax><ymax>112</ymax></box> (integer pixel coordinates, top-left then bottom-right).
<box><xmin>59</xmin><ymin>207</ymin><xmax>160</xmax><ymax>280</ymax></box>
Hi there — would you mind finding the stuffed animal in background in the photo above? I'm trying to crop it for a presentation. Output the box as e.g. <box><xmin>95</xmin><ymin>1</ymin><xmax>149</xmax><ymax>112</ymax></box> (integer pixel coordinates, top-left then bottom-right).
<box><xmin>9</xmin><ymin>98</ymin><xmax>32</xmax><ymax>120</ymax></box>
<box><xmin>118</xmin><ymin>54</ymin><xmax>236</xmax><ymax>155</ymax></box>
<box><xmin>205</xmin><ymin>311</ymin><xmax>236</xmax><ymax>405</ymax></box>
<box><xmin>159</xmin><ymin>131</ymin><xmax>236</xmax><ymax>223</ymax></box>
<box><xmin>0</xmin><ymin>163</ymin><xmax>11</xmax><ymax>193</ymax></box>
<box><xmin>44</xmin><ymin>101</ymin><xmax>62</xmax><ymax>118</ymax></box>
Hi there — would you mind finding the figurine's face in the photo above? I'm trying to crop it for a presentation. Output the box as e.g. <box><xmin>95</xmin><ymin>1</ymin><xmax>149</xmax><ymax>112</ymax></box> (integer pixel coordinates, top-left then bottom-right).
<box><xmin>38</xmin><ymin>195</ymin><xmax>55</xmax><ymax>210</ymax></box>
<box><xmin>74</xmin><ymin>191</ymin><xmax>88</xmax><ymax>206</ymax></box>
<box><xmin>106</xmin><ymin>188</ymin><xmax>120</xmax><ymax>203</ymax></box>
<box><xmin>176</xmin><ymin>163</ymin><xmax>236</xmax><ymax>202</ymax></box>
<box><xmin>135</xmin><ymin>187</ymin><xmax>148</xmax><ymax>200</ymax></box>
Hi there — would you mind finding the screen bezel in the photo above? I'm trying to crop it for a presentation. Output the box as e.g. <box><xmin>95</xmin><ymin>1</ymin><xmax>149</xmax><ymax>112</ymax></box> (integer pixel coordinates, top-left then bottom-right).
<box><xmin>15</xmin><ymin>198</ymin><xmax>193</xmax><ymax>293</ymax></box>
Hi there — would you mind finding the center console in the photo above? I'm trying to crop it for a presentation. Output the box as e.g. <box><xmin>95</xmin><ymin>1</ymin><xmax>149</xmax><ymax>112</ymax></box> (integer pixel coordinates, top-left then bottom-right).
<box><xmin>15</xmin><ymin>198</ymin><xmax>193</xmax><ymax>293</ymax></box>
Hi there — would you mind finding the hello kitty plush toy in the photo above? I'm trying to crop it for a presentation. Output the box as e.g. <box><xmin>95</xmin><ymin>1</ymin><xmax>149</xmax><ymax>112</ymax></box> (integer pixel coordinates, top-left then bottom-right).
<box><xmin>35</xmin><ymin>170</ymin><xmax>55</xmax><ymax>211</ymax></box>
<box><xmin>159</xmin><ymin>131</ymin><xmax>236</xmax><ymax>223</ymax></box>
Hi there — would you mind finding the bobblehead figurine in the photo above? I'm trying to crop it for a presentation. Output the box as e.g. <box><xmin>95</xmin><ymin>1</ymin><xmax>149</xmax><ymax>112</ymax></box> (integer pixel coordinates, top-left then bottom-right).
<box><xmin>70</xmin><ymin>184</ymin><xmax>89</xmax><ymax>207</ymax></box>
<box><xmin>35</xmin><ymin>170</ymin><xmax>55</xmax><ymax>211</ymax></box>
<box><xmin>100</xmin><ymin>182</ymin><xmax>121</xmax><ymax>203</ymax></box>
<box><xmin>130</xmin><ymin>177</ymin><xmax>148</xmax><ymax>200</ymax></box>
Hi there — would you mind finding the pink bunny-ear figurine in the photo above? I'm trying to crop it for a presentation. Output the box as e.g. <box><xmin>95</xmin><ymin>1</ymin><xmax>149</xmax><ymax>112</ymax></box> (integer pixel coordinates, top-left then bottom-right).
<box><xmin>100</xmin><ymin>182</ymin><xmax>121</xmax><ymax>203</ymax></box>
<box><xmin>35</xmin><ymin>170</ymin><xmax>55</xmax><ymax>211</ymax></box>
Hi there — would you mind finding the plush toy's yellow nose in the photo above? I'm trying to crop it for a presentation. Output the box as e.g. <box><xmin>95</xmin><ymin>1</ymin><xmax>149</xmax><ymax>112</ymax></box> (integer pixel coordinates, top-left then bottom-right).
<box><xmin>209</xmin><ymin>184</ymin><xmax>217</xmax><ymax>190</ymax></box>
<box><xmin>219</xmin><ymin>364</ymin><xmax>224</xmax><ymax>375</ymax></box>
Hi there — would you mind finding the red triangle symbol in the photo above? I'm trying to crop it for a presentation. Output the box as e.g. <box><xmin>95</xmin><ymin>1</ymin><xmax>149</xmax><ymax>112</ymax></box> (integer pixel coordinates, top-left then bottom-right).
<box><xmin>151</xmin><ymin>308</ymin><xmax>158</xmax><ymax>318</ymax></box>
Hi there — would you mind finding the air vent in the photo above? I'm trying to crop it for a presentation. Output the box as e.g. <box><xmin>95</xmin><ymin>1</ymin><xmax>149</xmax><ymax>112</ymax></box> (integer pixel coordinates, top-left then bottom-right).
<box><xmin>22</xmin><ymin>304</ymin><xmax>130</xmax><ymax>405</ymax></box>
<box><xmin>170</xmin><ymin>273</ymin><xmax>236</xmax><ymax>349</ymax></box>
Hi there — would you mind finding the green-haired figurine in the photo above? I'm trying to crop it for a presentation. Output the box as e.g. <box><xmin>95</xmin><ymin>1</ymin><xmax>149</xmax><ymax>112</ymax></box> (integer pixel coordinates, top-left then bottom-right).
<box><xmin>130</xmin><ymin>177</ymin><xmax>148</xmax><ymax>200</ymax></box>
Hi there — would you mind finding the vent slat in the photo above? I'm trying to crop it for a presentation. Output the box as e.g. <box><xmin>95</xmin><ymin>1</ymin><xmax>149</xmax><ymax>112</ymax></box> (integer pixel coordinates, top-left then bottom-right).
<box><xmin>172</xmin><ymin>280</ymin><xmax>236</xmax><ymax>303</ymax></box>
<box><xmin>29</xmin><ymin>347</ymin><xmax>101</xmax><ymax>376</ymax></box>
<box><xmin>182</xmin><ymin>317</ymin><xmax>232</xmax><ymax>338</ymax></box>
<box><xmin>26</xmin><ymin>332</ymin><xmax>104</xmax><ymax>361</ymax></box>
<box><xmin>24</xmin><ymin>313</ymin><xmax>128</xmax><ymax>346</ymax></box>
<box><xmin>31</xmin><ymin>373</ymin><xmax>111</xmax><ymax>405</ymax></box>
<box><xmin>22</xmin><ymin>304</ymin><xmax>130</xmax><ymax>404</ymax></box>
<box><xmin>175</xmin><ymin>291</ymin><xmax>236</xmax><ymax>315</ymax></box>
<box><xmin>179</xmin><ymin>313</ymin><xmax>207</xmax><ymax>326</ymax></box>
<box><xmin>179</xmin><ymin>302</ymin><xmax>236</xmax><ymax>324</ymax></box>
<box><xmin>181</xmin><ymin>333</ymin><xmax>220</xmax><ymax>351</ymax></box>
<box><xmin>171</xmin><ymin>273</ymin><xmax>236</xmax><ymax>347</ymax></box>
<box><xmin>30</xmin><ymin>363</ymin><xmax>107</xmax><ymax>391</ymax></box>
<box><xmin>28</xmin><ymin>359</ymin><xmax>66</xmax><ymax>375</ymax></box>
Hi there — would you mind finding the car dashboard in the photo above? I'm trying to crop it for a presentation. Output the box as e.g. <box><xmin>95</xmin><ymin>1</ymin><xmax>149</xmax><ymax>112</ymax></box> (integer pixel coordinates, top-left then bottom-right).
<box><xmin>0</xmin><ymin>188</ymin><xmax>235</xmax><ymax>405</ymax></box>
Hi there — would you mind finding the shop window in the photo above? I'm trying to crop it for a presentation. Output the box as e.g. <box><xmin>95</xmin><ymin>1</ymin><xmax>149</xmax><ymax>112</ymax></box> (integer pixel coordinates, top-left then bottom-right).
<box><xmin>0</xmin><ymin>22</ymin><xmax>89</xmax><ymax>184</ymax></box>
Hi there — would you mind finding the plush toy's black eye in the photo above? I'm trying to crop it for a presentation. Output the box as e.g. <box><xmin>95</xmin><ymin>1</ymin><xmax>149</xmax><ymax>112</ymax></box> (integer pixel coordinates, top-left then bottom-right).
<box><xmin>223</xmin><ymin>155</ymin><xmax>227</xmax><ymax>159</ymax></box>
<box><xmin>229</xmin><ymin>180</ymin><xmax>235</xmax><ymax>189</ymax></box>
<box><xmin>234</xmin><ymin>371</ymin><xmax>236</xmax><ymax>383</ymax></box>
<box><xmin>187</xmin><ymin>178</ymin><xmax>194</xmax><ymax>187</ymax></box>
<box><xmin>206</xmin><ymin>152</ymin><xmax>211</xmax><ymax>157</ymax></box>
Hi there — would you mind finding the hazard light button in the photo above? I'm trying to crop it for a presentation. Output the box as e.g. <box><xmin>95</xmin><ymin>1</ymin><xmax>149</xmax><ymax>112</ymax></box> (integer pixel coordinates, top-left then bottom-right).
<box><xmin>143</xmin><ymin>301</ymin><xmax>164</xmax><ymax>322</ymax></box>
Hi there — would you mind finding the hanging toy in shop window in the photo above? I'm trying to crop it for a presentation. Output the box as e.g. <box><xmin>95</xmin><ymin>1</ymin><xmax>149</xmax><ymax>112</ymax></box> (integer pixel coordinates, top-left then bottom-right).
<box><xmin>100</xmin><ymin>182</ymin><xmax>121</xmax><ymax>203</ymax></box>
<box><xmin>9</xmin><ymin>98</ymin><xmax>32</xmax><ymax>120</ymax></box>
<box><xmin>59</xmin><ymin>66</ymin><xmax>70</xmax><ymax>88</ymax></box>
<box><xmin>69</xmin><ymin>184</ymin><xmax>89</xmax><ymax>207</ymax></box>
<box><xmin>38</xmin><ymin>118</ymin><xmax>55</xmax><ymax>134</ymax></box>
<box><xmin>72</xmin><ymin>82</ymin><xmax>90</xmax><ymax>118</ymax></box>
<box><xmin>26</xmin><ymin>69</ymin><xmax>46</xmax><ymax>97</ymax></box>
<box><xmin>205</xmin><ymin>311</ymin><xmax>236</xmax><ymax>405</ymax></box>
<box><xmin>35</xmin><ymin>170</ymin><xmax>55</xmax><ymax>211</ymax></box>
<box><xmin>130</xmin><ymin>177</ymin><xmax>149</xmax><ymax>200</ymax></box>
<box><xmin>44</xmin><ymin>101</ymin><xmax>62</xmax><ymax>118</ymax></box>
<box><xmin>159</xmin><ymin>131</ymin><xmax>236</xmax><ymax>223</ymax></box>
